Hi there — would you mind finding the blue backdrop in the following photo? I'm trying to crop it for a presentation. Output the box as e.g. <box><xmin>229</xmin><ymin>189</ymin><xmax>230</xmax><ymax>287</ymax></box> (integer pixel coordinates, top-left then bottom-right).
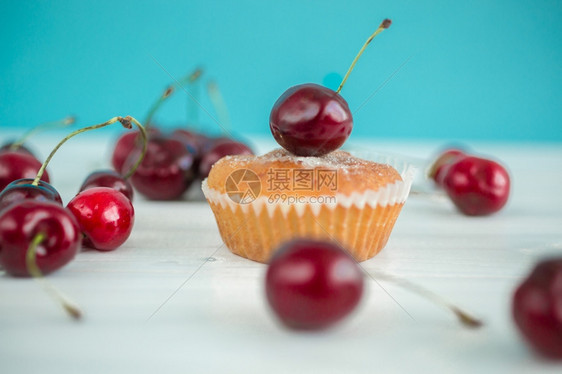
<box><xmin>1</xmin><ymin>0</ymin><xmax>561</xmax><ymax>142</ymax></box>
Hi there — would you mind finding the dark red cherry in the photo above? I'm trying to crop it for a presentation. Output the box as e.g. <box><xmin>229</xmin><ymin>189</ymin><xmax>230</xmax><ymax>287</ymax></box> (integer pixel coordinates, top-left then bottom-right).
<box><xmin>265</xmin><ymin>239</ymin><xmax>364</xmax><ymax>330</ymax></box>
<box><xmin>428</xmin><ymin>148</ymin><xmax>466</xmax><ymax>187</ymax></box>
<box><xmin>269</xmin><ymin>83</ymin><xmax>352</xmax><ymax>157</ymax></box>
<box><xmin>123</xmin><ymin>136</ymin><xmax>195</xmax><ymax>200</ymax></box>
<box><xmin>513</xmin><ymin>258</ymin><xmax>562</xmax><ymax>359</ymax></box>
<box><xmin>442</xmin><ymin>156</ymin><xmax>510</xmax><ymax>216</ymax></box>
<box><xmin>0</xmin><ymin>200</ymin><xmax>80</xmax><ymax>277</ymax></box>
<box><xmin>0</xmin><ymin>179</ymin><xmax>62</xmax><ymax>211</ymax></box>
<box><xmin>67</xmin><ymin>187</ymin><xmax>134</xmax><ymax>251</ymax></box>
<box><xmin>111</xmin><ymin>128</ymin><xmax>159</xmax><ymax>173</ymax></box>
<box><xmin>199</xmin><ymin>140</ymin><xmax>253</xmax><ymax>179</ymax></box>
<box><xmin>0</xmin><ymin>151</ymin><xmax>50</xmax><ymax>191</ymax></box>
<box><xmin>79</xmin><ymin>170</ymin><xmax>134</xmax><ymax>201</ymax></box>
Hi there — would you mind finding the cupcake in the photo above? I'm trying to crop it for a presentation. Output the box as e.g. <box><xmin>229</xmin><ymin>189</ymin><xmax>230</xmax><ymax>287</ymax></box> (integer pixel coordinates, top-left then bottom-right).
<box><xmin>202</xmin><ymin>148</ymin><xmax>414</xmax><ymax>263</ymax></box>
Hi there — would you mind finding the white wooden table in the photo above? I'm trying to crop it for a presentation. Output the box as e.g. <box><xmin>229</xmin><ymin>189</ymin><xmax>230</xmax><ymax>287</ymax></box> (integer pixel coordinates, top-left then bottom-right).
<box><xmin>1</xmin><ymin>133</ymin><xmax>561</xmax><ymax>374</ymax></box>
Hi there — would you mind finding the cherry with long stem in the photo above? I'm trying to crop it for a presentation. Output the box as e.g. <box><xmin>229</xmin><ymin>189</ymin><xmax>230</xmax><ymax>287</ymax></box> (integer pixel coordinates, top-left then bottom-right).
<box><xmin>26</xmin><ymin>232</ymin><xmax>82</xmax><ymax>320</ymax></box>
<box><xmin>270</xmin><ymin>19</ymin><xmax>391</xmax><ymax>157</ymax></box>
<box><xmin>32</xmin><ymin>116</ymin><xmax>147</xmax><ymax>186</ymax></box>
<box><xmin>7</xmin><ymin>115</ymin><xmax>76</xmax><ymax>152</ymax></box>
<box><xmin>328</xmin><ymin>234</ymin><xmax>482</xmax><ymax>328</ymax></box>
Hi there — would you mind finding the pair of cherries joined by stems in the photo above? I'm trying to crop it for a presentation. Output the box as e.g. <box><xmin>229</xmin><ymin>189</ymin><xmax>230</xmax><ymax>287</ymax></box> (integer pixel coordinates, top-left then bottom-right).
<box><xmin>111</xmin><ymin>69</ymin><xmax>253</xmax><ymax>201</ymax></box>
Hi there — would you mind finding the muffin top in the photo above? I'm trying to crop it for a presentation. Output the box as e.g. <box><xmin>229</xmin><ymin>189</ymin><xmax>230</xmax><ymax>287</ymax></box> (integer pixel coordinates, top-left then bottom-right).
<box><xmin>205</xmin><ymin>148</ymin><xmax>402</xmax><ymax>197</ymax></box>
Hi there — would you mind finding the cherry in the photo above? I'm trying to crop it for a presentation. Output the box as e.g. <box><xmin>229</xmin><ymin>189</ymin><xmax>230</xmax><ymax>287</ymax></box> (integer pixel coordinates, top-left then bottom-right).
<box><xmin>0</xmin><ymin>179</ymin><xmax>62</xmax><ymax>211</ymax></box>
<box><xmin>270</xmin><ymin>83</ymin><xmax>353</xmax><ymax>157</ymax></box>
<box><xmin>265</xmin><ymin>239</ymin><xmax>364</xmax><ymax>330</ymax></box>
<box><xmin>442</xmin><ymin>156</ymin><xmax>510</xmax><ymax>216</ymax></box>
<box><xmin>123</xmin><ymin>136</ymin><xmax>195</xmax><ymax>200</ymax></box>
<box><xmin>428</xmin><ymin>148</ymin><xmax>466</xmax><ymax>187</ymax></box>
<box><xmin>79</xmin><ymin>169</ymin><xmax>134</xmax><ymax>201</ymax></box>
<box><xmin>198</xmin><ymin>140</ymin><xmax>253</xmax><ymax>179</ymax></box>
<box><xmin>269</xmin><ymin>19</ymin><xmax>391</xmax><ymax>157</ymax></box>
<box><xmin>512</xmin><ymin>258</ymin><xmax>562</xmax><ymax>359</ymax></box>
<box><xmin>0</xmin><ymin>200</ymin><xmax>80</xmax><ymax>276</ymax></box>
<box><xmin>0</xmin><ymin>151</ymin><xmax>50</xmax><ymax>191</ymax></box>
<box><xmin>67</xmin><ymin>187</ymin><xmax>135</xmax><ymax>251</ymax></box>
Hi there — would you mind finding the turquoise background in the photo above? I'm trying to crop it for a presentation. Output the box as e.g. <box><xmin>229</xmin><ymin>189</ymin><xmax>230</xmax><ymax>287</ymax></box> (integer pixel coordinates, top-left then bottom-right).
<box><xmin>1</xmin><ymin>0</ymin><xmax>561</xmax><ymax>142</ymax></box>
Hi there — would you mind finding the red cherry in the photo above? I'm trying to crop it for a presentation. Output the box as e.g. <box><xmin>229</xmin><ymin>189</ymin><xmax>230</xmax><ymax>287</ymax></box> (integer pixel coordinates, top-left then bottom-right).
<box><xmin>123</xmin><ymin>136</ymin><xmax>195</xmax><ymax>200</ymax></box>
<box><xmin>428</xmin><ymin>148</ymin><xmax>466</xmax><ymax>186</ymax></box>
<box><xmin>66</xmin><ymin>187</ymin><xmax>134</xmax><ymax>251</ymax></box>
<box><xmin>265</xmin><ymin>239</ymin><xmax>364</xmax><ymax>330</ymax></box>
<box><xmin>269</xmin><ymin>83</ymin><xmax>352</xmax><ymax>157</ymax></box>
<box><xmin>442</xmin><ymin>156</ymin><xmax>510</xmax><ymax>216</ymax></box>
<box><xmin>0</xmin><ymin>151</ymin><xmax>50</xmax><ymax>191</ymax></box>
<box><xmin>0</xmin><ymin>179</ymin><xmax>62</xmax><ymax>211</ymax></box>
<box><xmin>198</xmin><ymin>140</ymin><xmax>253</xmax><ymax>179</ymax></box>
<box><xmin>513</xmin><ymin>258</ymin><xmax>562</xmax><ymax>359</ymax></box>
<box><xmin>0</xmin><ymin>200</ymin><xmax>80</xmax><ymax>276</ymax></box>
<box><xmin>79</xmin><ymin>169</ymin><xmax>134</xmax><ymax>201</ymax></box>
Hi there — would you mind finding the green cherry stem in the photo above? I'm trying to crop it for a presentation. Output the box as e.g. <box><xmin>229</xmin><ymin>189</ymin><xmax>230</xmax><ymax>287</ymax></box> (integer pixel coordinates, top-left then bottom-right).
<box><xmin>26</xmin><ymin>232</ymin><xmax>82</xmax><ymax>320</ymax></box>
<box><xmin>336</xmin><ymin>18</ymin><xmax>392</xmax><ymax>94</ymax></box>
<box><xmin>31</xmin><ymin>116</ymin><xmax>147</xmax><ymax>186</ymax></box>
<box><xmin>207</xmin><ymin>80</ymin><xmax>231</xmax><ymax>135</ymax></box>
<box><xmin>144</xmin><ymin>67</ymin><xmax>204</xmax><ymax>128</ymax></box>
<box><xmin>9</xmin><ymin>115</ymin><xmax>76</xmax><ymax>151</ymax></box>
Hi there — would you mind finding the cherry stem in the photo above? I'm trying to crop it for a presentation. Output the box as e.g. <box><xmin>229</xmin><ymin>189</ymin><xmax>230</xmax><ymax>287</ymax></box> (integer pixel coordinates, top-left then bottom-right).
<box><xmin>336</xmin><ymin>18</ymin><xmax>392</xmax><ymax>94</ymax></box>
<box><xmin>144</xmin><ymin>67</ymin><xmax>204</xmax><ymax>128</ymax></box>
<box><xmin>207</xmin><ymin>80</ymin><xmax>231</xmax><ymax>135</ymax></box>
<box><xmin>9</xmin><ymin>116</ymin><xmax>76</xmax><ymax>151</ymax></box>
<box><xmin>121</xmin><ymin>116</ymin><xmax>148</xmax><ymax>179</ymax></box>
<box><xmin>186</xmin><ymin>67</ymin><xmax>203</xmax><ymax>128</ymax></box>
<box><xmin>32</xmin><ymin>116</ymin><xmax>147</xmax><ymax>186</ymax></box>
<box><xmin>26</xmin><ymin>232</ymin><xmax>82</xmax><ymax>320</ymax></box>
<box><xmin>369</xmin><ymin>270</ymin><xmax>483</xmax><ymax>328</ymax></box>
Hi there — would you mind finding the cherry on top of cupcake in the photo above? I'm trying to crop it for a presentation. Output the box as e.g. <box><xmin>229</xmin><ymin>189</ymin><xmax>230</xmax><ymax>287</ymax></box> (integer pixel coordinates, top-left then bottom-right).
<box><xmin>270</xmin><ymin>19</ymin><xmax>391</xmax><ymax>157</ymax></box>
